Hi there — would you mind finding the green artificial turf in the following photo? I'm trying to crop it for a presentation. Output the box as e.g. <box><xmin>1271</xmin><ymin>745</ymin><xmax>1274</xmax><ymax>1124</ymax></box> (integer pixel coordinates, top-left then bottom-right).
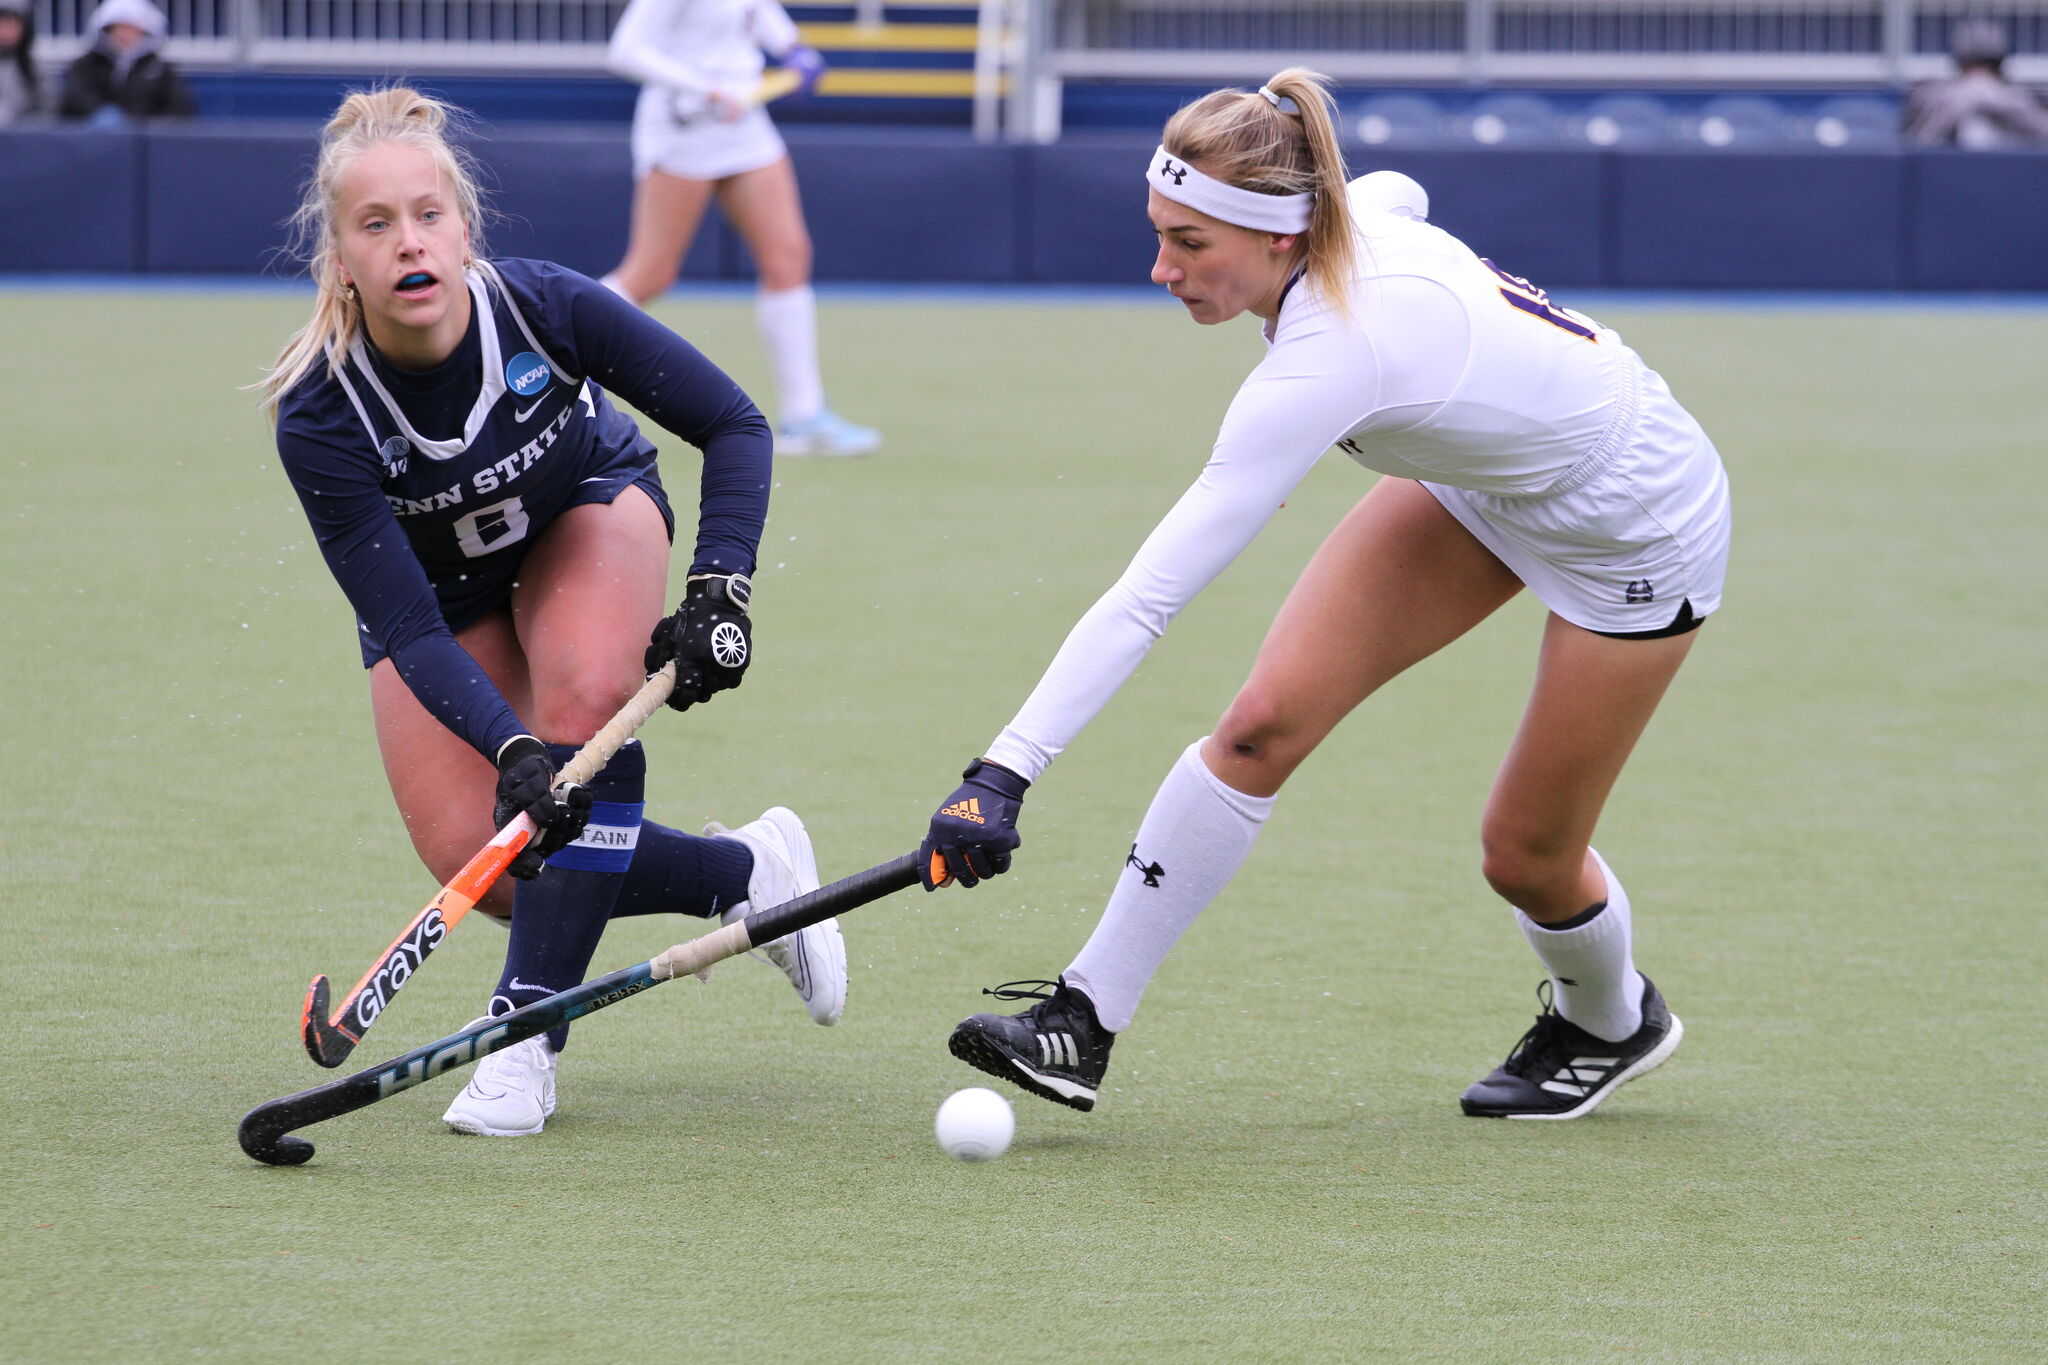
<box><xmin>2</xmin><ymin>288</ymin><xmax>2041</xmax><ymax>1361</ymax></box>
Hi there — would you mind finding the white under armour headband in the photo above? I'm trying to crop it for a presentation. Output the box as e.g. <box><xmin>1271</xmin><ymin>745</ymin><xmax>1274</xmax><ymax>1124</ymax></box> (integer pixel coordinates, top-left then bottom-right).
<box><xmin>1147</xmin><ymin>145</ymin><xmax>1313</xmax><ymax>235</ymax></box>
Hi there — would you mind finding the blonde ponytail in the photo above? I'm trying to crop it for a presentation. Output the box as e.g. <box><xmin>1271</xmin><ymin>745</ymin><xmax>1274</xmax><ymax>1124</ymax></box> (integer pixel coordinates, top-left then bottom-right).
<box><xmin>1161</xmin><ymin>68</ymin><xmax>1358</xmax><ymax>316</ymax></box>
<box><xmin>257</xmin><ymin>87</ymin><xmax>489</xmax><ymax>418</ymax></box>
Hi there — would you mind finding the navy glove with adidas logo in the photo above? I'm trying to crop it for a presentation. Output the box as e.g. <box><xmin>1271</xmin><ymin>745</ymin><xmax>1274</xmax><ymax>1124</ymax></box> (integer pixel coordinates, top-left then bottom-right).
<box><xmin>921</xmin><ymin>758</ymin><xmax>1030</xmax><ymax>890</ymax></box>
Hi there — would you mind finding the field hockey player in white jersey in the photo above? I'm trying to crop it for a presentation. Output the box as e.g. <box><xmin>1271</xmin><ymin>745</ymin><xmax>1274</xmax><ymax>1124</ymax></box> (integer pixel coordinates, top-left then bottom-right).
<box><xmin>600</xmin><ymin>0</ymin><xmax>881</xmax><ymax>458</ymax></box>
<box><xmin>262</xmin><ymin>88</ymin><xmax>849</xmax><ymax>1139</ymax></box>
<box><xmin>919</xmin><ymin>69</ymin><xmax>1731</xmax><ymax>1121</ymax></box>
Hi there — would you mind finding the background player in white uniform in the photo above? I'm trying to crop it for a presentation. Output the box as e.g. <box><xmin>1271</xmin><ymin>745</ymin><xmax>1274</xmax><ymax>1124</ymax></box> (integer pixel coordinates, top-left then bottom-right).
<box><xmin>261</xmin><ymin>88</ymin><xmax>848</xmax><ymax>1140</ymax></box>
<box><xmin>919</xmin><ymin>69</ymin><xmax>1731</xmax><ymax>1122</ymax></box>
<box><xmin>602</xmin><ymin>0</ymin><xmax>880</xmax><ymax>457</ymax></box>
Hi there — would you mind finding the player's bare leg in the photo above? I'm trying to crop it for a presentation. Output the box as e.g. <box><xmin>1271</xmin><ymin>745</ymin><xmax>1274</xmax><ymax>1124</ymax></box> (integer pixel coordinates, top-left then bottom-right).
<box><xmin>1483</xmin><ymin>617</ymin><xmax>1698</xmax><ymax>923</ymax></box>
<box><xmin>721</xmin><ymin>158</ymin><xmax>878</xmax><ymax>454</ymax></box>
<box><xmin>717</xmin><ymin>157</ymin><xmax>811</xmax><ymax>293</ymax></box>
<box><xmin>1459</xmin><ymin>614</ymin><xmax>1697</xmax><ymax>1119</ymax></box>
<box><xmin>444</xmin><ymin>490</ymin><xmax>676</xmax><ymax>1134</ymax></box>
<box><xmin>606</xmin><ymin>169</ymin><xmax>716</xmax><ymax>304</ymax></box>
<box><xmin>372</xmin><ymin>609</ymin><xmax>533</xmax><ymax>921</ymax></box>
<box><xmin>1205</xmin><ymin>476</ymin><xmax>1526</xmax><ymax>796</ymax></box>
<box><xmin>956</xmin><ymin>479</ymin><xmax>1523</xmax><ymax>1108</ymax></box>
<box><xmin>510</xmin><ymin>487</ymin><xmax>671</xmax><ymax>739</ymax></box>
<box><xmin>369</xmin><ymin>490</ymin><xmax>665</xmax><ymax>923</ymax></box>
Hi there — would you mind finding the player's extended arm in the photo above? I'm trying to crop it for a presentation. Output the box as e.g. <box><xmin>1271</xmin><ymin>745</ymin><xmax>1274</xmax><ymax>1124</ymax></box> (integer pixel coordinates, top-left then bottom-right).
<box><xmin>923</xmin><ymin>309</ymin><xmax>1381</xmax><ymax>887</ymax></box>
<box><xmin>749</xmin><ymin>0</ymin><xmax>825</xmax><ymax>96</ymax></box>
<box><xmin>605</xmin><ymin>0</ymin><xmax>718</xmax><ymax>97</ymax></box>
<box><xmin>550</xmin><ymin>265</ymin><xmax>773</xmax><ymax>580</ymax></box>
<box><xmin>749</xmin><ymin>0</ymin><xmax>802</xmax><ymax>59</ymax></box>
<box><xmin>277</xmin><ymin>431</ymin><xmax>528</xmax><ymax>760</ymax></box>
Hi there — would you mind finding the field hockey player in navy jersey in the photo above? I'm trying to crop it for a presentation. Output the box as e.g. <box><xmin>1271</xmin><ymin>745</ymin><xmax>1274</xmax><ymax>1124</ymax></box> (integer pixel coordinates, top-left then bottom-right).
<box><xmin>259</xmin><ymin>87</ymin><xmax>847</xmax><ymax>1138</ymax></box>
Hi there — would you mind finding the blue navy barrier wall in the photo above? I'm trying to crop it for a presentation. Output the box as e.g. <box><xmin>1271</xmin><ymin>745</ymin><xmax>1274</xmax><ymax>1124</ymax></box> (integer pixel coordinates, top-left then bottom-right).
<box><xmin>2</xmin><ymin>124</ymin><xmax>2045</xmax><ymax>289</ymax></box>
<box><xmin>1355</xmin><ymin>147</ymin><xmax>1608</xmax><ymax>287</ymax></box>
<box><xmin>1611</xmin><ymin>151</ymin><xmax>1907</xmax><ymax>288</ymax></box>
<box><xmin>0</xmin><ymin>128</ymin><xmax>146</xmax><ymax>272</ymax></box>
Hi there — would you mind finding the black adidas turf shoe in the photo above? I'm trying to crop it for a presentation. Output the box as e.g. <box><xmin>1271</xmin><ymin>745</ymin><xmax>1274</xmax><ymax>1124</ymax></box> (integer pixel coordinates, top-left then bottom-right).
<box><xmin>949</xmin><ymin>978</ymin><xmax>1115</xmax><ymax>1112</ymax></box>
<box><xmin>1460</xmin><ymin>977</ymin><xmax>1683</xmax><ymax>1120</ymax></box>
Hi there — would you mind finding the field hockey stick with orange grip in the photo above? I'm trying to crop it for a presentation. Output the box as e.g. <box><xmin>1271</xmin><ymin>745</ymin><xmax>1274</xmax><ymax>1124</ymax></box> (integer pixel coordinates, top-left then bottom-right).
<box><xmin>299</xmin><ymin>662</ymin><xmax>679</xmax><ymax>1069</ymax></box>
<box><xmin>245</xmin><ymin>851</ymin><xmax>924</xmax><ymax>1165</ymax></box>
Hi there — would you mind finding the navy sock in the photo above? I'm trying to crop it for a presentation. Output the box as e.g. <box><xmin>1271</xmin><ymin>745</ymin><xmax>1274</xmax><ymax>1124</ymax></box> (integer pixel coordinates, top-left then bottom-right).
<box><xmin>608</xmin><ymin>820</ymin><xmax>754</xmax><ymax>920</ymax></box>
<box><xmin>491</xmin><ymin>741</ymin><xmax>646</xmax><ymax>1050</ymax></box>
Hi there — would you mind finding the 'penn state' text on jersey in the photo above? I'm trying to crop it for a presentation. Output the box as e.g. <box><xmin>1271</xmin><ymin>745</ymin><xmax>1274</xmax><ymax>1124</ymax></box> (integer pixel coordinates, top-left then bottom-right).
<box><xmin>275</xmin><ymin>257</ymin><xmax>771</xmax><ymax>759</ymax></box>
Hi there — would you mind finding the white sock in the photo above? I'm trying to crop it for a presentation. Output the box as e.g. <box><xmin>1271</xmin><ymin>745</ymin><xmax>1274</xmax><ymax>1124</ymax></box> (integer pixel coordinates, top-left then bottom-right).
<box><xmin>1064</xmin><ymin>739</ymin><xmax>1276</xmax><ymax>1033</ymax></box>
<box><xmin>599</xmin><ymin>272</ymin><xmax>635</xmax><ymax>303</ymax></box>
<box><xmin>755</xmin><ymin>285</ymin><xmax>824</xmax><ymax>427</ymax></box>
<box><xmin>1516</xmin><ymin>849</ymin><xmax>1644</xmax><ymax>1043</ymax></box>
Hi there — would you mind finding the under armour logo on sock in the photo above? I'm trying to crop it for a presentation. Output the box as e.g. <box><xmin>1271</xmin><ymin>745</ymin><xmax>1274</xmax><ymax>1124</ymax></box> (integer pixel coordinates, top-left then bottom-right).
<box><xmin>1126</xmin><ymin>844</ymin><xmax>1165</xmax><ymax>887</ymax></box>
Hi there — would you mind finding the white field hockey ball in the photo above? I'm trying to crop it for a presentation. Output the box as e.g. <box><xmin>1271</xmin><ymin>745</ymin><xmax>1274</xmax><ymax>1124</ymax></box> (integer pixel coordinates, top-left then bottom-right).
<box><xmin>935</xmin><ymin>1087</ymin><xmax>1014</xmax><ymax>1163</ymax></box>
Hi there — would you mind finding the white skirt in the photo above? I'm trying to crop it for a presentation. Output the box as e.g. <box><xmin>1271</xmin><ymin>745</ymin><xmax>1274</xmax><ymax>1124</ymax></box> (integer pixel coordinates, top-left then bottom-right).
<box><xmin>1422</xmin><ymin>362</ymin><xmax>1732</xmax><ymax>636</ymax></box>
<box><xmin>631</xmin><ymin>91</ymin><xmax>787</xmax><ymax>182</ymax></box>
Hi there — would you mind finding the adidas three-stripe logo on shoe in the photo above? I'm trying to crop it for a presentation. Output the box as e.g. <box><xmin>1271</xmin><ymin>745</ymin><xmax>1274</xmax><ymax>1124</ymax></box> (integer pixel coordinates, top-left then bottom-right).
<box><xmin>1460</xmin><ymin>977</ymin><xmax>1683</xmax><ymax>1120</ymax></box>
<box><xmin>949</xmin><ymin>978</ymin><xmax>1115</xmax><ymax>1112</ymax></box>
<box><xmin>1537</xmin><ymin>1054</ymin><xmax>1619</xmax><ymax>1099</ymax></box>
<box><xmin>1036</xmin><ymin>1031</ymin><xmax>1081</xmax><ymax>1070</ymax></box>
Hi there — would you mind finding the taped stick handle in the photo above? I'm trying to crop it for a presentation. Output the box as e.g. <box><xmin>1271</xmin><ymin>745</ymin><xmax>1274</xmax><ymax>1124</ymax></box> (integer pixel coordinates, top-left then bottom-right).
<box><xmin>652</xmin><ymin>852</ymin><xmax>923</xmax><ymax>982</ymax></box>
<box><xmin>556</xmin><ymin>662</ymin><xmax>677</xmax><ymax>788</ymax></box>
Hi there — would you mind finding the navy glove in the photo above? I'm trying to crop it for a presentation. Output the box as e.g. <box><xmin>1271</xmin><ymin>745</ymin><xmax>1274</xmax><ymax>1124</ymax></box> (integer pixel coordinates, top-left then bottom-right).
<box><xmin>645</xmin><ymin>573</ymin><xmax>752</xmax><ymax>712</ymax></box>
<box><xmin>783</xmin><ymin>44</ymin><xmax>827</xmax><ymax>96</ymax></box>
<box><xmin>494</xmin><ymin>736</ymin><xmax>594</xmax><ymax>880</ymax></box>
<box><xmin>920</xmin><ymin>758</ymin><xmax>1030</xmax><ymax>890</ymax></box>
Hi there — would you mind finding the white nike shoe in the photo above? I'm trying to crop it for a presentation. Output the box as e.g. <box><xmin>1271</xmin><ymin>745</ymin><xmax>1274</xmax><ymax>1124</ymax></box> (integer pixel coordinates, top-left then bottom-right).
<box><xmin>442</xmin><ymin>1023</ymin><xmax>558</xmax><ymax>1137</ymax></box>
<box><xmin>706</xmin><ymin>808</ymin><xmax>848</xmax><ymax>1025</ymax></box>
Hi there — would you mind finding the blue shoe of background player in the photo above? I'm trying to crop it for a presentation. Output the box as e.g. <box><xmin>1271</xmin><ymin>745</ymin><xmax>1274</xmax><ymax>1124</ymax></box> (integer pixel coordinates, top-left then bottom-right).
<box><xmin>776</xmin><ymin>408</ymin><xmax>882</xmax><ymax>458</ymax></box>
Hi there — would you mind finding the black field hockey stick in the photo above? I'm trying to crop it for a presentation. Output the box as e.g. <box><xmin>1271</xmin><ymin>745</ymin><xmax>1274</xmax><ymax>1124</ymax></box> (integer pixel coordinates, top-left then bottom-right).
<box><xmin>242</xmin><ymin>850</ymin><xmax>928</xmax><ymax>1165</ymax></box>
<box><xmin>300</xmin><ymin>664</ymin><xmax>678</xmax><ymax>1069</ymax></box>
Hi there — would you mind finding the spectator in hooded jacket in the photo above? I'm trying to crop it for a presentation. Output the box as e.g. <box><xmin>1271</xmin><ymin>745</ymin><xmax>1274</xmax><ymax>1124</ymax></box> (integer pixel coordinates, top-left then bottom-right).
<box><xmin>58</xmin><ymin>0</ymin><xmax>194</xmax><ymax>124</ymax></box>
<box><xmin>1903</xmin><ymin>19</ymin><xmax>2048</xmax><ymax>147</ymax></box>
<box><xmin>0</xmin><ymin>0</ymin><xmax>41</xmax><ymax>125</ymax></box>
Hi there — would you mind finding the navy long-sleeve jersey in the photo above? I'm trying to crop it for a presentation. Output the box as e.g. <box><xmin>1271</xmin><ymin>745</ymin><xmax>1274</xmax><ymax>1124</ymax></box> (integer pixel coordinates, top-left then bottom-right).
<box><xmin>275</xmin><ymin>257</ymin><xmax>771</xmax><ymax>760</ymax></box>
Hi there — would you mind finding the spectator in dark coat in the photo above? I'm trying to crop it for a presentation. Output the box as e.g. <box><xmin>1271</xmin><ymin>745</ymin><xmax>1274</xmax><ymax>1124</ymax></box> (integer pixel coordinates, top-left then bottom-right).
<box><xmin>0</xmin><ymin>0</ymin><xmax>40</xmax><ymax>125</ymax></box>
<box><xmin>58</xmin><ymin>0</ymin><xmax>195</xmax><ymax>123</ymax></box>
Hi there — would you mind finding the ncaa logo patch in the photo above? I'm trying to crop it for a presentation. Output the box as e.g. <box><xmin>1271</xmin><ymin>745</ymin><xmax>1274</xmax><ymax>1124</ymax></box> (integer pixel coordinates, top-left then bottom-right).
<box><xmin>505</xmin><ymin>351</ymin><xmax>552</xmax><ymax>397</ymax></box>
<box><xmin>377</xmin><ymin>435</ymin><xmax>410</xmax><ymax>480</ymax></box>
